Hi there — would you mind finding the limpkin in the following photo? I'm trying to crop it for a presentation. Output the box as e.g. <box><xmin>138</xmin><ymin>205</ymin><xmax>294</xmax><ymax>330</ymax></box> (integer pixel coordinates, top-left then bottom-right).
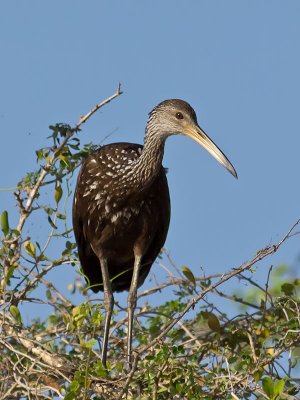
<box><xmin>73</xmin><ymin>99</ymin><xmax>237</xmax><ymax>367</ymax></box>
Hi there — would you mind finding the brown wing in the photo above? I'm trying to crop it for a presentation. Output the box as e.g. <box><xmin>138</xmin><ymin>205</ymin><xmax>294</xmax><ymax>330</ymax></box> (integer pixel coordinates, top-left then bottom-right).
<box><xmin>72</xmin><ymin>142</ymin><xmax>170</xmax><ymax>293</ymax></box>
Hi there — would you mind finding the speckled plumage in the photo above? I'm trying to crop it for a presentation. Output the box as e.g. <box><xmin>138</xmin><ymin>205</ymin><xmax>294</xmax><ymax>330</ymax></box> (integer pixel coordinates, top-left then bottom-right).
<box><xmin>73</xmin><ymin>142</ymin><xmax>170</xmax><ymax>292</ymax></box>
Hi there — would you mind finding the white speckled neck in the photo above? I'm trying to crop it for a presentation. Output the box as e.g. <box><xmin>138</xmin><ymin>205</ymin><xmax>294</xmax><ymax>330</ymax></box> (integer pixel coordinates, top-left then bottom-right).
<box><xmin>131</xmin><ymin>124</ymin><xmax>166</xmax><ymax>189</ymax></box>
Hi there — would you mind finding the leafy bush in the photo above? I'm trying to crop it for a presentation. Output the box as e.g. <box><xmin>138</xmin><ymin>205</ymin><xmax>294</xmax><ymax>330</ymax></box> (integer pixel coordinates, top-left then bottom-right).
<box><xmin>0</xmin><ymin>88</ymin><xmax>299</xmax><ymax>399</ymax></box>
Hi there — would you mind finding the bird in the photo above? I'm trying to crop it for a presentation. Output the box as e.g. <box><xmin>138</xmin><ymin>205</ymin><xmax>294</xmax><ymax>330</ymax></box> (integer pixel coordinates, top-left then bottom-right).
<box><xmin>72</xmin><ymin>99</ymin><xmax>237</xmax><ymax>368</ymax></box>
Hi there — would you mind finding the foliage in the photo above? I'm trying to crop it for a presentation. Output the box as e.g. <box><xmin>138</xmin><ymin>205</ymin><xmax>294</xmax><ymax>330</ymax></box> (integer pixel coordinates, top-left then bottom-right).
<box><xmin>0</xmin><ymin>89</ymin><xmax>299</xmax><ymax>399</ymax></box>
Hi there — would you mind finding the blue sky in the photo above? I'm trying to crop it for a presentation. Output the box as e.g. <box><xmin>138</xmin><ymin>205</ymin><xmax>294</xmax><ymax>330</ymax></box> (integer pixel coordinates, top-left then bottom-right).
<box><xmin>1</xmin><ymin>1</ymin><xmax>299</xmax><ymax>316</ymax></box>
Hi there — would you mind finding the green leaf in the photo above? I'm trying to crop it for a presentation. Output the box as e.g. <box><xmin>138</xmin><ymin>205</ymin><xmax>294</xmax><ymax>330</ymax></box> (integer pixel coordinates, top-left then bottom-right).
<box><xmin>115</xmin><ymin>361</ymin><xmax>123</xmax><ymax>373</ymax></box>
<box><xmin>35</xmin><ymin>148</ymin><xmax>44</xmax><ymax>161</ymax></box>
<box><xmin>24</xmin><ymin>241</ymin><xmax>36</xmax><ymax>257</ymax></box>
<box><xmin>262</xmin><ymin>377</ymin><xmax>274</xmax><ymax>398</ymax></box>
<box><xmin>56</xmin><ymin>212</ymin><xmax>66</xmax><ymax>220</ymax></box>
<box><xmin>274</xmin><ymin>380</ymin><xmax>285</xmax><ymax>397</ymax></box>
<box><xmin>1</xmin><ymin>210</ymin><xmax>9</xmax><ymax>236</ymax></box>
<box><xmin>93</xmin><ymin>360</ymin><xmax>108</xmax><ymax>377</ymax></box>
<box><xmin>91</xmin><ymin>308</ymin><xmax>103</xmax><ymax>326</ymax></box>
<box><xmin>158</xmin><ymin>386</ymin><xmax>168</xmax><ymax>393</ymax></box>
<box><xmin>5</xmin><ymin>265</ymin><xmax>16</xmax><ymax>285</ymax></box>
<box><xmin>182</xmin><ymin>265</ymin><xmax>196</xmax><ymax>286</ymax></box>
<box><xmin>10</xmin><ymin>305</ymin><xmax>22</xmax><ymax>324</ymax></box>
<box><xmin>201</xmin><ymin>311</ymin><xmax>221</xmax><ymax>332</ymax></box>
<box><xmin>281</xmin><ymin>283</ymin><xmax>294</xmax><ymax>296</ymax></box>
<box><xmin>175</xmin><ymin>382</ymin><xmax>182</xmax><ymax>393</ymax></box>
<box><xmin>47</xmin><ymin>216</ymin><xmax>57</xmax><ymax>229</ymax></box>
<box><xmin>253</xmin><ymin>369</ymin><xmax>263</xmax><ymax>383</ymax></box>
<box><xmin>44</xmin><ymin>206</ymin><xmax>54</xmax><ymax>215</ymax></box>
<box><xmin>54</xmin><ymin>183</ymin><xmax>63</xmax><ymax>204</ymax></box>
<box><xmin>208</xmin><ymin>313</ymin><xmax>221</xmax><ymax>332</ymax></box>
<box><xmin>82</xmin><ymin>339</ymin><xmax>96</xmax><ymax>349</ymax></box>
<box><xmin>69</xmin><ymin>378</ymin><xmax>81</xmax><ymax>392</ymax></box>
<box><xmin>64</xmin><ymin>392</ymin><xmax>76</xmax><ymax>400</ymax></box>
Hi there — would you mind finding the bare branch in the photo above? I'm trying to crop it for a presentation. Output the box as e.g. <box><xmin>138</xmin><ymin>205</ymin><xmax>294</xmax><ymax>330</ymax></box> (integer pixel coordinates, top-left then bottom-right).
<box><xmin>2</xmin><ymin>320</ymin><xmax>69</xmax><ymax>371</ymax></box>
<box><xmin>76</xmin><ymin>83</ymin><xmax>122</xmax><ymax>129</ymax></box>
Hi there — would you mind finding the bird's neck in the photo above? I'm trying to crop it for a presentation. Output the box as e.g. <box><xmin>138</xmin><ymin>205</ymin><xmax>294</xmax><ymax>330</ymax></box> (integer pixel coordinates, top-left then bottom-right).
<box><xmin>131</xmin><ymin>127</ymin><xmax>166</xmax><ymax>189</ymax></box>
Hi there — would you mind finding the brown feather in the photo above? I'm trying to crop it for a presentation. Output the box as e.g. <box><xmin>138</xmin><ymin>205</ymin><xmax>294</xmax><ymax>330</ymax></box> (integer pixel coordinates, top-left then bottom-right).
<box><xmin>72</xmin><ymin>143</ymin><xmax>170</xmax><ymax>292</ymax></box>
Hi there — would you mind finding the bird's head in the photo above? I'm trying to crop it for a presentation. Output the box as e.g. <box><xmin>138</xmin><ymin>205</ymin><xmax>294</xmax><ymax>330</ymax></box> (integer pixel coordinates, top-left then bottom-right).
<box><xmin>147</xmin><ymin>99</ymin><xmax>237</xmax><ymax>178</ymax></box>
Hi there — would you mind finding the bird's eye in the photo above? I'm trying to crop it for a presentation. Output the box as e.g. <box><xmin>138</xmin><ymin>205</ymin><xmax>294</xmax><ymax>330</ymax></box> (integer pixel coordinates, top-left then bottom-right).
<box><xmin>175</xmin><ymin>112</ymin><xmax>184</xmax><ymax>120</ymax></box>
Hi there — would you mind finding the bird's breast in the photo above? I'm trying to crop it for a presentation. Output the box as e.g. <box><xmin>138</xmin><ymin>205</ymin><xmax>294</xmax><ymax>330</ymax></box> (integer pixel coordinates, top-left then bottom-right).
<box><xmin>110</xmin><ymin>203</ymin><xmax>143</xmax><ymax>224</ymax></box>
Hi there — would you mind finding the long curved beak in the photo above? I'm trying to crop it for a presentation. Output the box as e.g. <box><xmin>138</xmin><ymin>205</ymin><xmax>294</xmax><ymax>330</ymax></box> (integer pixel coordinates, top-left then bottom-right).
<box><xmin>183</xmin><ymin>124</ymin><xmax>238</xmax><ymax>179</ymax></box>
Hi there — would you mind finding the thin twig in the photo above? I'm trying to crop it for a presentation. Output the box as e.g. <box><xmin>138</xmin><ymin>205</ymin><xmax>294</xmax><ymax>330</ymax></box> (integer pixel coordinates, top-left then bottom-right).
<box><xmin>116</xmin><ymin>355</ymin><xmax>139</xmax><ymax>400</ymax></box>
<box><xmin>76</xmin><ymin>83</ymin><xmax>122</xmax><ymax>129</ymax></box>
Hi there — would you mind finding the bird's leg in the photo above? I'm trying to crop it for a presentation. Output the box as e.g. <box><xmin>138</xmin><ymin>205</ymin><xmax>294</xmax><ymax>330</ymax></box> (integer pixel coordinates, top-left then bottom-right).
<box><xmin>127</xmin><ymin>253</ymin><xmax>142</xmax><ymax>369</ymax></box>
<box><xmin>99</xmin><ymin>256</ymin><xmax>114</xmax><ymax>368</ymax></box>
